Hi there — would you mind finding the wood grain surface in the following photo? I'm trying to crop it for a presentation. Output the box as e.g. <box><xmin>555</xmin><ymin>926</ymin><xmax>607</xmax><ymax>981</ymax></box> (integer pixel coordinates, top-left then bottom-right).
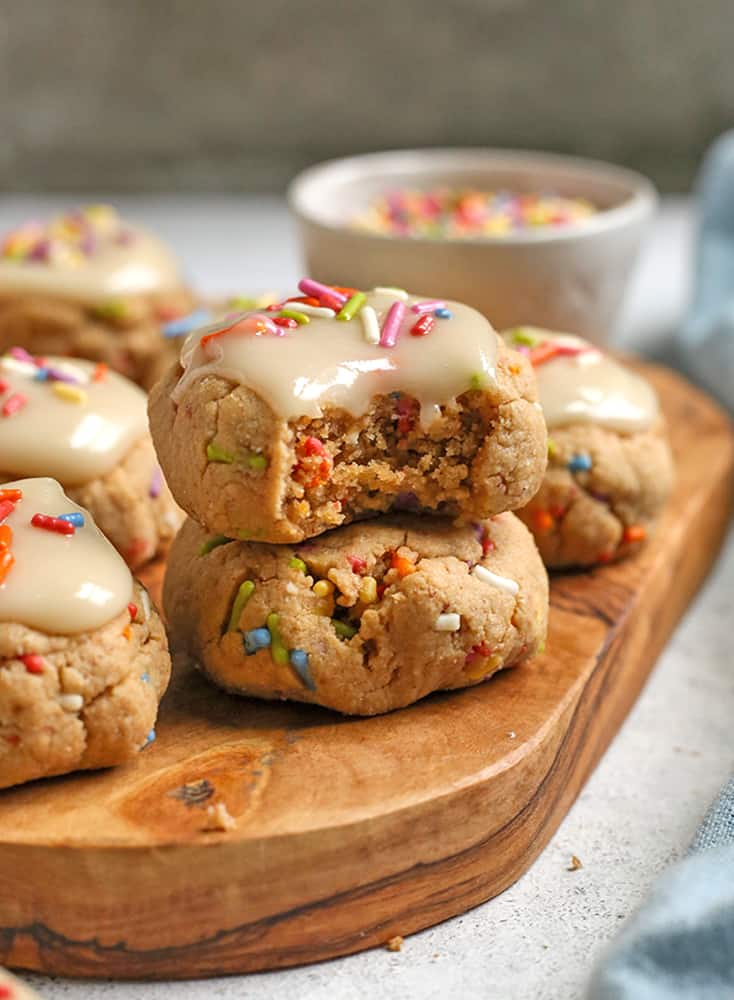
<box><xmin>0</xmin><ymin>363</ymin><xmax>731</xmax><ymax>980</ymax></box>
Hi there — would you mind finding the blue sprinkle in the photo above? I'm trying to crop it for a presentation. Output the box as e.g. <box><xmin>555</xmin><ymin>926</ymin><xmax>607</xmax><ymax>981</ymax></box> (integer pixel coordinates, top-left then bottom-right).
<box><xmin>140</xmin><ymin>672</ymin><xmax>151</xmax><ymax>684</ymax></box>
<box><xmin>144</xmin><ymin>729</ymin><xmax>156</xmax><ymax>747</ymax></box>
<box><xmin>244</xmin><ymin>627</ymin><xmax>271</xmax><ymax>655</ymax></box>
<box><xmin>34</xmin><ymin>368</ymin><xmax>49</xmax><ymax>381</ymax></box>
<box><xmin>289</xmin><ymin>649</ymin><xmax>316</xmax><ymax>691</ymax></box>
<box><xmin>57</xmin><ymin>512</ymin><xmax>85</xmax><ymax>527</ymax></box>
<box><xmin>434</xmin><ymin>307</ymin><xmax>453</xmax><ymax>319</ymax></box>
<box><xmin>162</xmin><ymin>307</ymin><xmax>212</xmax><ymax>339</ymax></box>
<box><xmin>567</xmin><ymin>453</ymin><xmax>593</xmax><ymax>472</ymax></box>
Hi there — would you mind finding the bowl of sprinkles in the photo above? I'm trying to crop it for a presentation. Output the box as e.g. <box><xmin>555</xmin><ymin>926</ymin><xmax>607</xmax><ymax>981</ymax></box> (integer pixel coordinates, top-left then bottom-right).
<box><xmin>288</xmin><ymin>148</ymin><xmax>657</xmax><ymax>342</ymax></box>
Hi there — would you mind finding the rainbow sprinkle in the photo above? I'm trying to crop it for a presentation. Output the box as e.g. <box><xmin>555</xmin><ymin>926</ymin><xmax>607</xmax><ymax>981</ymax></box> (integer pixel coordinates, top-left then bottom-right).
<box><xmin>1</xmin><ymin>205</ymin><xmax>134</xmax><ymax>266</ymax></box>
<box><xmin>354</xmin><ymin>189</ymin><xmax>597</xmax><ymax>239</ymax></box>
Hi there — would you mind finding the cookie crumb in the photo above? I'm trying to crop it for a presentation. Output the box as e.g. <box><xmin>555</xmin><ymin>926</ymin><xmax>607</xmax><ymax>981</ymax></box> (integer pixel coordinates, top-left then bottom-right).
<box><xmin>386</xmin><ymin>935</ymin><xmax>404</xmax><ymax>952</ymax></box>
<box><xmin>567</xmin><ymin>854</ymin><xmax>583</xmax><ymax>871</ymax></box>
<box><xmin>203</xmin><ymin>801</ymin><xmax>237</xmax><ymax>832</ymax></box>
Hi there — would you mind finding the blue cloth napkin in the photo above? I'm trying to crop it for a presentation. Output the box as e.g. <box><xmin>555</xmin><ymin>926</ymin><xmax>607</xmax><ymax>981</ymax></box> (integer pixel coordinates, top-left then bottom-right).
<box><xmin>588</xmin><ymin>137</ymin><xmax>734</xmax><ymax>999</ymax></box>
<box><xmin>678</xmin><ymin>131</ymin><xmax>734</xmax><ymax>410</ymax></box>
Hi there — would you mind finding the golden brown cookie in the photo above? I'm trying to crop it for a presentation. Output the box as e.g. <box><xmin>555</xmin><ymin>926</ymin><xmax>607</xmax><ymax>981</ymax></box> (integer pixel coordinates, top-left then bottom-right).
<box><xmin>0</xmin><ymin>478</ymin><xmax>170</xmax><ymax>789</ymax></box>
<box><xmin>0</xmin><ymin>205</ymin><xmax>198</xmax><ymax>390</ymax></box>
<box><xmin>501</xmin><ymin>327</ymin><xmax>674</xmax><ymax>569</ymax></box>
<box><xmin>149</xmin><ymin>286</ymin><xmax>547</xmax><ymax>543</ymax></box>
<box><xmin>164</xmin><ymin>512</ymin><xmax>548</xmax><ymax>716</ymax></box>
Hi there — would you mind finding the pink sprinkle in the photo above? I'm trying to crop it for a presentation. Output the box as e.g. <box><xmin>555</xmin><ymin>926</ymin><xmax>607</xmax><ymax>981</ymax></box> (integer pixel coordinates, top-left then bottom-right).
<box><xmin>379</xmin><ymin>301</ymin><xmax>406</xmax><ymax>348</ymax></box>
<box><xmin>298</xmin><ymin>278</ymin><xmax>347</xmax><ymax>308</ymax></box>
<box><xmin>2</xmin><ymin>392</ymin><xmax>27</xmax><ymax>417</ymax></box>
<box><xmin>149</xmin><ymin>467</ymin><xmax>163</xmax><ymax>499</ymax></box>
<box><xmin>8</xmin><ymin>347</ymin><xmax>34</xmax><ymax>363</ymax></box>
<box><xmin>410</xmin><ymin>299</ymin><xmax>446</xmax><ymax>315</ymax></box>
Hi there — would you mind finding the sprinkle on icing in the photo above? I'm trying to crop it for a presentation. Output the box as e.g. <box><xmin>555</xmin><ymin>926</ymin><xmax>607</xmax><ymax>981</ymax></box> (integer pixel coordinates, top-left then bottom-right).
<box><xmin>502</xmin><ymin>327</ymin><xmax>659</xmax><ymax>433</ymax></box>
<box><xmin>0</xmin><ymin>351</ymin><xmax>148</xmax><ymax>486</ymax></box>
<box><xmin>0</xmin><ymin>478</ymin><xmax>132</xmax><ymax>634</ymax></box>
<box><xmin>0</xmin><ymin>204</ymin><xmax>181</xmax><ymax>304</ymax></box>
<box><xmin>174</xmin><ymin>282</ymin><xmax>498</xmax><ymax>429</ymax></box>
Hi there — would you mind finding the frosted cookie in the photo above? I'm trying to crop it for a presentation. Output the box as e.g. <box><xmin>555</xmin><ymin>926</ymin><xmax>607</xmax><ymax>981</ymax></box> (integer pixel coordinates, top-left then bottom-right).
<box><xmin>164</xmin><ymin>512</ymin><xmax>548</xmax><ymax>716</ymax></box>
<box><xmin>149</xmin><ymin>281</ymin><xmax>547</xmax><ymax>543</ymax></box>
<box><xmin>502</xmin><ymin>328</ymin><xmax>674</xmax><ymax>568</ymax></box>
<box><xmin>0</xmin><ymin>349</ymin><xmax>182</xmax><ymax>569</ymax></box>
<box><xmin>0</xmin><ymin>205</ymin><xmax>197</xmax><ymax>390</ymax></box>
<box><xmin>0</xmin><ymin>478</ymin><xmax>170</xmax><ymax>789</ymax></box>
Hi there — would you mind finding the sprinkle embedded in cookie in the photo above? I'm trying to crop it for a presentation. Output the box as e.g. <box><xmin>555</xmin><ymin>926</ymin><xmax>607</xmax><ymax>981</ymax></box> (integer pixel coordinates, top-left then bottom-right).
<box><xmin>163</xmin><ymin>512</ymin><xmax>548</xmax><ymax>716</ymax></box>
<box><xmin>0</xmin><ymin>204</ymin><xmax>197</xmax><ymax>389</ymax></box>
<box><xmin>0</xmin><ymin>477</ymin><xmax>170</xmax><ymax>789</ymax></box>
<box><xmin>503</xmin><ymin>327</ymin><xmax>674</xmax><ymax>568</ymax></box>
<box><xmin>0</xmin><ymin>349</ymin><xmax>182</xmax><ymax>568</ymax></box>
<box><xmin>149</xmin><ymin>281</ymin><xmax>547</xmax><ymax>543</ymax></box>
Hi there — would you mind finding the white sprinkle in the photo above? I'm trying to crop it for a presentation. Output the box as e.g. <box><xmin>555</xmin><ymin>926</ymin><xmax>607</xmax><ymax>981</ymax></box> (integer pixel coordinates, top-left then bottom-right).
<box><xmin>1</xmin><ymin>357</ymin><xmax>37</xmax><ymax>377</ymax></box>
<box><xmin>281</xmin><ymin>301</ymin><xmax>336</xmax><ymax>318</ymax></box>
<box><xmin>360</xmin><ymin>305</ymin><xmax>380</xmax><ymax>344</ymax></box>
<box><xmin>434</xmin><ymin>612</ymin><xmax>461</xmax><ymax>632</ymax></box>
<box><xmin>373</xmin><ymin>286</ymin><xmax>409</xmax><ymax>300</ymax></box>
<box><xmin>508</xmin><ymin>730</ymin><xmax>517</xmax><ymax>739</ymax></box>
<box><xmin>140</xmin><ymin>588</ymin><xmax>151</xmax><ymax>622</ymax></box>
<box><xmin>285</xmin><ymin>581</ymin><xmax>298</xmax><ymax>595</ymax></box>
<box><xmin>58</xmin><ymin>693</ymin><xmax>84</xmax><ymax>712</ymax></box>
<box><xmin>472</xmin><ymin>564</ymin><xmax>519</xmax><ymax>595</ymax></box>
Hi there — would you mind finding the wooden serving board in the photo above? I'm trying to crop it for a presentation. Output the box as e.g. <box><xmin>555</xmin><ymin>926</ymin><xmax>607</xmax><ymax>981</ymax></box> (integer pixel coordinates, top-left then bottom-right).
<box><xmin>0</xmin><ymin>364</ymin><xmax>732</xmax><ymax>981</ymax></box>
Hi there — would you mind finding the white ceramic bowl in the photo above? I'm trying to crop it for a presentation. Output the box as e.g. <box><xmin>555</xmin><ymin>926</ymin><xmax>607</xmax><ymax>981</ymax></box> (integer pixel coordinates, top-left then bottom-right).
<box><xmin>288</xmin><ymin>148</ymin><xmax>658</xmax><ymax>342</ymax></box>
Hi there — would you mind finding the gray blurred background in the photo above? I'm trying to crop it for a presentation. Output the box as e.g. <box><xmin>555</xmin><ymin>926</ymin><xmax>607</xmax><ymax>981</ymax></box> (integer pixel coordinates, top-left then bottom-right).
<box><xmin>0</xmin><ymin>0</ymin><xmax>730</xmax><ymax>193</ymax></box>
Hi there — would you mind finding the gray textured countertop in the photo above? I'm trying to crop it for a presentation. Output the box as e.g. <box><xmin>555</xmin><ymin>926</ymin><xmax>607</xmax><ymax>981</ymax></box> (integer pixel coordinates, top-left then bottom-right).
<box><xmin>4</xmin><ymin>195</ymin><xmax>732</xmax><ymax>1000</ymax></box>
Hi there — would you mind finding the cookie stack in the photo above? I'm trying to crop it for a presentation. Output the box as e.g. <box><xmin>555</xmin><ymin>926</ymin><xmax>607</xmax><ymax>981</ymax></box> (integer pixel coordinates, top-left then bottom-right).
<box><xmin>152</xmin><ymin>281</ymin><xmax>550</xmax><ymax>715</ymax></box>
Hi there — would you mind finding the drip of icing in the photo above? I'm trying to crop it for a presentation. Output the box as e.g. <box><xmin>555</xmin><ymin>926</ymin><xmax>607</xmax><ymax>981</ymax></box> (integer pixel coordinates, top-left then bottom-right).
<box><xmin>0</xmin><ymin>478</ymin><xmax>132</xmax><ymax>634</ymax></box>
<box><xmin>173</xmin><ymin>289</ymin><xmax>498</xmax><ymax>427</ymax></box>
<box><xmin>0</xmin><ymin>355</ymin><xmax>148</xmax><ymax>486</ymax></box>
<box><xmin>0</xmin><ymin>206</ymin><xmax>182</xmax><ymax>304</ymax></box>
<box><xmin>503</xmin><ymin>328</ymin><xmax>659</xmax><ymax>433</ymax></box>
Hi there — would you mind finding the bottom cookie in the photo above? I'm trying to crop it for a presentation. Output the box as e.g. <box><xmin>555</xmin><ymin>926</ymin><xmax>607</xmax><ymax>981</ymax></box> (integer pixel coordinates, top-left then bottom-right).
<box><xmin>0</xmin><ymin>581</ymin><xmax>170</xmax><ymax>790</ymax></box>
<box><xmin>164</xmin><ymin>513</ymin><xmax>548</xmax><ymax>716</ymax></box>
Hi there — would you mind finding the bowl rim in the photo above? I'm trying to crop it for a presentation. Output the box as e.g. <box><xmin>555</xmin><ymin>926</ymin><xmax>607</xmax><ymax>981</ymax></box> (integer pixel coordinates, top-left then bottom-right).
<box><xmin>287</xmin><ymin>147</ymin><xmax>659</xmax><ymax>247</ymax></box>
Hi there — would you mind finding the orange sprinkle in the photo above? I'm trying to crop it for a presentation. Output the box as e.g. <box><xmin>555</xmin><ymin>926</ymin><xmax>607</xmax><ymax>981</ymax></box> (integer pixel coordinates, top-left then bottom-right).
<box><xmin>0</xmin><ymin>489</ymin><xmax>22</xmax><ymax>502</ymax></box>
<box><xmin>532</xmin><ymin>510</ymin><xmax>554</xmax><ymax>533</ymax></box>
<box><xmin>623</xmin><ymin>524</ymin><xmax>646</xmax><ymax>544</ymax></box>
<box><xmin>91</xmin><ymin>362</ymin><xmax>108</xmax><ymax>383</ymax></box>
<box><xmin>333</xmin><ymin>286</ymin><xmax>360</xmax><ymax>297</ymax></box>
<box><xmin>528</xmin><ymin>341</ymin><xmax>562</xmax><ymax>367</ymax></box>
<box><xmin>0</xmin><ymin>524</ymin><xmax>12</xmax><ymax>550</ymax></box>
<box><xmin>122</xmin><ymin>624</ymin><xmax>132</xmax><ymax>641</ymax></box>
<box><xmin>0</xmin><ymin>549</ymin><xmax>14</xmax><ymax>584</ymax></box>
<box><xmin>390</xmin><ymin>552</ymin><xmax>416</xmax><ymax>577</ymax></box>
<box><xmin>288</xmin><ymin>295</ymin><xmax>321</xmax><ymax>307</ymax></box>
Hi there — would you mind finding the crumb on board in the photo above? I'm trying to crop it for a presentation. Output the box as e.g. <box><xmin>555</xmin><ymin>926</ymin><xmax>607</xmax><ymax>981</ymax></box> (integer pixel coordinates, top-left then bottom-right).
<box><xmin>567</xmin><ymin>854</ymin><xmax>583</xmax><ymax>871</ymax></box>
<box><xmin>202</xmin><ymin>801</ymin><xmax>237</xmax><ymax>832</ymax></box>
<box><xmin>386</xmin><ymin>935</ymin><xmax>404</xmax><ymax>952</ymax></box>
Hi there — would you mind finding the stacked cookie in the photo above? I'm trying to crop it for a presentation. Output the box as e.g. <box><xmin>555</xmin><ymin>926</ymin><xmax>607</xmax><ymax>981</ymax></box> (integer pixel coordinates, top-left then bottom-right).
<box><xmin>152</xmin><ymin>282</ymin><xmax>550</xmax><ymax>715</ymax></box>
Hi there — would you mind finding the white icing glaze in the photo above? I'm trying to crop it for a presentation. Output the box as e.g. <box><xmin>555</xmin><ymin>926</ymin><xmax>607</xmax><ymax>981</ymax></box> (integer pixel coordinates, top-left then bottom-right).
<box><xmin>0</xmin><ymin>478</ymin><xmax>132</xmax><ymax>634</ymax></box>
<box><xmin>0</xmin><ymin>355</ymin><xmax>148</xmax><ymax>486</ymax></box>
<box><xmin>503</xmin><ymin>328</ymin><xmax>659</xmax><ymax>433</ymax></box>
<box><xmin>0</xmin><ymin>208</ymin><xmax>182</xmax><ymax>304</ymax></box>
<box><xmin>174</xmin><ymin>289</ymin><xmax>498</xmax><ymax>427</ymax></box>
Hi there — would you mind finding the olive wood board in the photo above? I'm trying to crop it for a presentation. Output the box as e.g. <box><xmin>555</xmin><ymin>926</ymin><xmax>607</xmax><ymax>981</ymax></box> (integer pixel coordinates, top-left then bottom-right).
<box><xmin>0</xmin><ymin>363</ymin><xmax>732</xmax><ymax>981</ymax></box>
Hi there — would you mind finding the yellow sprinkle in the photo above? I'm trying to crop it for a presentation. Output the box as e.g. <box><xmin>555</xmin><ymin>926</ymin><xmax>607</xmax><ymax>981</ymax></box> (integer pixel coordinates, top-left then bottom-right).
<box><xmin>358</xmin><ymin>576</ymin><xmax>378</xmax><ymax>604</ymax></box>
<box><xmin>313</xmin><ymin>580</ymin><xmax>334</xmax><ymax>598</ymax></box>
<box><xmin>52</xmin><ymin>383</ymin><xmax>88</xmax><ymax>404</ymax></box>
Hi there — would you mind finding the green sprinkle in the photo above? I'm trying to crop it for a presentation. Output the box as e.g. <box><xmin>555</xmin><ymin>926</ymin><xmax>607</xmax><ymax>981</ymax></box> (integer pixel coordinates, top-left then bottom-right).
<box><xmin>289</xmin><ymin>556</ymin><xmax>307</xmax><ymax>574</ymax></box>
<box><xmin>266</xmin><ymin>612</ymin><xmax>289</xmax><ymax>666</ymax></box>
<box><xmin>92</xmin><ymin>300</ymin><xmax>128</xmax><ymax>320</ymax></box>
<box><xmin>469</xmin><ymin>373</ymin><xmax>487</xmax><ymax>390</ymax></box>
<box><xmin>227</xmin><ymin>296</ymin><xmax>258</xmax><ymax>310</ymax></box>
<box><xmin>331</xmin><ymin>619</ymin><xmax>358</xmax><ymax>640</ymax></box>
<box><xmin>207</xmin><ymin>442</ymin><xmax>235</xmax><ymax>463</ymax></box>
<box><xmin>228</xmin><ymin>580</ymin><xmax>255</xmax><ymax>632</ymax></box>
<box><xmin>547</xmin><ymin>438</ymin><xmax>557</xmax><ymax>458</ymax></box>
<box><xmin>280</xmin><ymin>308</ymin><xmax>310</xmax><ymax>325</ymax></box>
<box><xmin>510</xmin><ymin>328</ymin><xmax>539</xmax><ymax>347</ymax></box>
<box><xmin>199</xmin><ymin>534</ymin><xmax>230</xmax><ymax>556</ymax></box>
<box><xmin>537</xmin><ymin>640</ymin><xmax>546</xmax><ymax>655</ymax></box>
<box><xmin>336</xmin><ymin>291</ymin><xmax>366</xmax><ymax>322</ymax></box>
<box><xmin>246</xmin><ymin>452</ymin><xmax>268</xmax><ymax>470</ymax></box>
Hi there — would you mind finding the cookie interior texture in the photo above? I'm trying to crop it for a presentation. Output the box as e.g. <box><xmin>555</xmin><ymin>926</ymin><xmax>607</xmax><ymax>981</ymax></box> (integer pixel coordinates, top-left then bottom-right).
<box><xmin>149</xmin><ymin>334</ymin><xmax>547</xmax><ymax>544</ymax></box>
<box><xmin>164</xmin><ymin>513</ymin><xmax>548</xmax><ymax>716</ymax></box>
